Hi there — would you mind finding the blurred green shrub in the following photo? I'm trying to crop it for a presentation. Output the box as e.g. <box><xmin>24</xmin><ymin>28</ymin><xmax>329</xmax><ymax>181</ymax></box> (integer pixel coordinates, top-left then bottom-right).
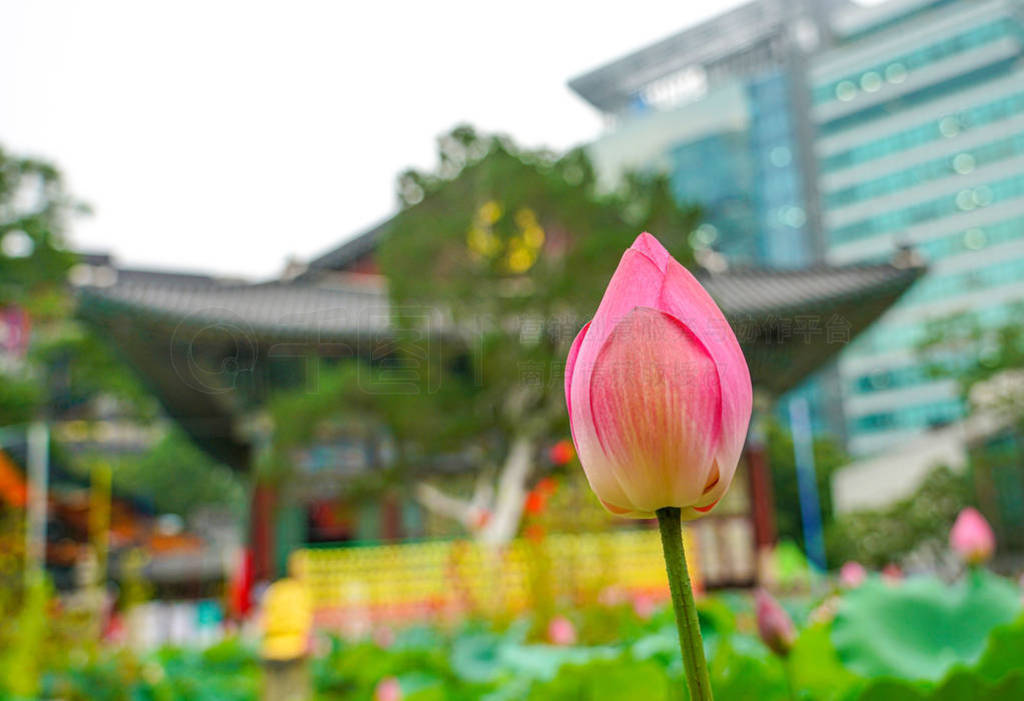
<box><xmin>826</xmin><ymin>465</ymin><xmax>971</xmax><ymax>569</ymax></box>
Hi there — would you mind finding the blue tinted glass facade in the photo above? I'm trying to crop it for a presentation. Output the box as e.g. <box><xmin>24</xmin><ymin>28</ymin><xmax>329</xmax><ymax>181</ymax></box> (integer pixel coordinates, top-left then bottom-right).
<box><xmin>813</xmin><ymin>18</ymin><xmax>1017</xmax><ymax>105</ymax></box>
<box><xmin>820</xmin><ymin>89</ymin><xmax>1024</xmax><ymax>173</ymax></box>
<box><xmin>666</xmin><ymin>70</ymin><xmax>814</xmax><ymax>269</ymax></box>
<box><xmin>818</xmin><ymin>57</ymin><xmax>1020</xmax><ymax>136</ymax></box>
<box><xmin>665</xmin><ymin>69</ymin><xmax>831</xmax><ymax>435</ymax></box>
<box><xmin>668</xmin><ymin>132</ymin><xmax>758</xmax><ymax>263</ymax></box>
<box><xmin>814</xmin><ymin>1</ymin><xmax>1024</xmax><ymax>455</ymax></box>
<box><xmin>748</xmin><ymin>71</ymin><xmax>812</xmax><ymax>268</ymax></box>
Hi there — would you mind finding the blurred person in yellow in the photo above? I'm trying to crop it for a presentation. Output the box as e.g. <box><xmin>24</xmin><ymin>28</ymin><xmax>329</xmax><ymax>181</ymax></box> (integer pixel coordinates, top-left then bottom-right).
<box><xmin>262</xmin><ymin>576</ymin><xmax>312</xmax><ymax>660</ymax></box>
<box><xmin>261</xmin><ymin>567</ymin><xmax>313</xmax><ymax>701</ymax></box>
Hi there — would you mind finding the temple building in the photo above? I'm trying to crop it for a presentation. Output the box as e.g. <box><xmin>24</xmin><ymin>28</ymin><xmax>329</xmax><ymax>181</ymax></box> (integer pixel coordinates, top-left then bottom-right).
<box><xmin>75</xmin><ymin>224</ymin><xmax>922</xmax><ymax>587</ymax></box>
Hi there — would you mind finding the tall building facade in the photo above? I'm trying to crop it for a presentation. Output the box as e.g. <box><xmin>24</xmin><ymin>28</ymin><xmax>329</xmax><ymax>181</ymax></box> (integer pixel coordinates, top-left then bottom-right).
<box><xmin>571</xmin><ymin>0</ymin><xmax>1024</xmax><ymax>455</ymax></box>
<box><xmin>812</xmin><ymin>0</ymin><xmax>1024</xmax><ymax>454</ymax></box>
<box><xmin>570</xmin><ymin>0</ymin><xmax>840</xmax><ymax>269</ymax></box>
<box><xmin>569</xmin><ymin>0</ymin><xmax>851</xmax><ymax>438</ymax></box>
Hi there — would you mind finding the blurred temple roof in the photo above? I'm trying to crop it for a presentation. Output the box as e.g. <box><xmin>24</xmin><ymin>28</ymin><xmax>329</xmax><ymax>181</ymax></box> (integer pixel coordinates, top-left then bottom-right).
<box><xmin>79</xmin><ymin>275</ymin><xmax>390</xmax><ymax>340</ymax></box>
<box><xmin>76</xmin><ymin>248</ymin><xmax>923</xmax><ymax>471</ymax></box>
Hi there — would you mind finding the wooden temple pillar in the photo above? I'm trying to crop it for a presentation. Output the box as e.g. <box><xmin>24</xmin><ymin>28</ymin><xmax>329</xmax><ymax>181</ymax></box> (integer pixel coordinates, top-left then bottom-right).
<box><xmin>380</xmin><ymin>490</ymin><xmax>404</xmax><ymax>541</ymax></box>
<box><xmin>250</xmin><ymin>483</ymin><xmax>277</xmax><ymax>583</ymax></box>
<box><xmin>745</xmin><ymin>406</ymin><xmax>777</xmax><ymax>583</ymax></box>
<box><xmin>746</xmin><ymin>439</ymin><xmax>777</xmax><ymax>550</ymax></box>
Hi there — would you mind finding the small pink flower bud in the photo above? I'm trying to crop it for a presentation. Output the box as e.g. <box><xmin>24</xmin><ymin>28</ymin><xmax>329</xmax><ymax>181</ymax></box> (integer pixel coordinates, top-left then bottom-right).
<box><xmin>374</xmin><ymin>677</ymin><xmax>401</xmax><ymax>701</ymax></box>
<box><xmin>547</xmin><ymin>615</ymin><xmax>577</xmax><ymax>646</ymax></box>
<box><xmin>882</xmin><ymin>564</ymin><xmax>903</xmax><ymax>585</ymax></box>
<box><xmin>755</xmin><ymin>589</ymin><xmax>796</xmax><ymax>657</ymax></box>
<box><xmin>950</xmin><ymin>507</ymin><xmax>995</xmax><ymax>565</ymax></box>
<box><xmin>839</xmin><ymin>561</ymin><xmax>867</xmax><ymax>589</ymax></box>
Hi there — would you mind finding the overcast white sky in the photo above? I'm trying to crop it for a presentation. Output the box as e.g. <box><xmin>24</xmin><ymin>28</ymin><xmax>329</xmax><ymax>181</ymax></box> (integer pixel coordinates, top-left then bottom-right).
<box><xmin>4</xmin><ymin>1</ymin><xmax>785</xmax><ymax>278</ymax></box>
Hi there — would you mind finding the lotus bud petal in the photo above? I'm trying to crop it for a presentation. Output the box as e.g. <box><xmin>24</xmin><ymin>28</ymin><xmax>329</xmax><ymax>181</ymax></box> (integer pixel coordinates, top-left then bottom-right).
<box><xmin>755</xmin><ymin>589</ymin><xmax>796</xmax><ymax>657</ymax></box>
<box><xmin>950</xmin><ymin>507</ymin><xmax>995</xmax><ymax>565</ymax></box>
<box><xmin>565</xmin><ymin>233</ymin><xmax>752</xmax><ymax>518</ymax></box>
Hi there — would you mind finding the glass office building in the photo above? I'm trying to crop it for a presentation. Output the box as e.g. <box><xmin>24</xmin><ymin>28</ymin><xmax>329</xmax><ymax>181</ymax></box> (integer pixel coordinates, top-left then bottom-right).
<box><xmin>572</xmin><ymin>0</ymin><xmax>1024</xmax><ymax>455</ymax></box>
<box><xmin>812</xmin><ymin>0</ymin><xmax>1024</xmax><ymax>454</ymax></box>
<box><xmin>571</xmin><ymin>2</ymin><xmax>831</xmax><ymax>270</ymax></box>
<box><xmin>569</xmin><ymin>0</ymin><xmax>849</xmax><ymax>437</ymax></box>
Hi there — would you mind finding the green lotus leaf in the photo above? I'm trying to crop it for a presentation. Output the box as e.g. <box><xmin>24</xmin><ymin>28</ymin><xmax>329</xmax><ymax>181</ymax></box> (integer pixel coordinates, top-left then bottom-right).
<box><xmin>831</xmin><ymin>571</ymin><xmax>1021</xmax><ymax>681</ymax></box>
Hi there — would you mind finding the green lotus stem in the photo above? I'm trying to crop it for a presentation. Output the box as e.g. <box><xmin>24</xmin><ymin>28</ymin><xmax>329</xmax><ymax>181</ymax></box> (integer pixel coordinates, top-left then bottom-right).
<box><xmin>657</xmin><ymin>507</ymin><xmax>713</xmax><ymax>701</ymax></box>
<box><xmin>783</xmin><ymin>656</ymin><xmax>797</xmax><ymax>701</ymax></box>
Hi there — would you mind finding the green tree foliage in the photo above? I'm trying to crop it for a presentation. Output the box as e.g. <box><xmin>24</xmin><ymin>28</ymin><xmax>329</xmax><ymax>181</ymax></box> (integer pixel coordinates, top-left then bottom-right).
<box><xmin>32</xmin><ymin>323</ymin><xmax>160</xmax><ymax>421</ymax></box>
<box><xmin>85</xmin><ymin>429</ymin><xmax>245</xmax><ymax>517</ymax></box>
<box><xmin>917</xmin><ymin>304</ymin><xmax>1024</xmax><ymax>399</ymax></box>
<box><xmin>378</xmin><ymin>125</ymin><xmax>699</xmax><ymax>466</ymax></box>
<box><xmin>914</xmin><ymin>307</ymin><xmax>1024</xmax><ymax>555</ymax></box>
<box><xmin>0</xmin><ymin>376</ymin><xmax>43</xmax><ymax>427</ymax></box>
<box><xmin>0</xmin><ymin>146</ymin><xmax>79</xmax><ymax>424</ymax></box>
<box><xmin>0</xmin><ymin>145</ymin><xmax>156</xmax><ymax>422</ymax></box>
<box><xmin>0</xmin><ymin>146</ymin><xmax>81</xmax><ymax>314</ymax></box>
<box><xmin>0</xmin><ymin>145</ymin><xmax>220</xmax><ymax>513</ymax></box>
<box><xmin>826</xmin><ymin>465</ymin><xmax>972</xmax><ymax>569</ymax></box>
<box><xmin>267</xmin><ymin>127</ymin><xmax>700</xmax><ymax>537</ymax></box>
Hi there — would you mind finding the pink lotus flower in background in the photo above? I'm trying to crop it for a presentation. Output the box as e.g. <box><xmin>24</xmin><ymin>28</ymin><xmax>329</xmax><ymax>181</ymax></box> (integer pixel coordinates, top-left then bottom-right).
<box><xmin>564</xmin><ymin>233</ymin><xmax>752</xmax><ymax>518</ymax></box>
<box><xmin>882</xmin><ymin>564</ymin><xmax>903</xmax><ymax>585</ymax></box>
<box><xmin>950</xmin><ymin>507</ymin><xmax>995</xmax><ymax>565</ymax></box>
<box><xmin>547</xmin><ymin>615</ymin><xmax>577</xmax><ymax>646</ymax></box>
<box><xmin>374</xmin><ymin>677</ymin><xmax>402</xmax><ymax>701</ymax></box>
<box><xmin>839</xmin><ymin>561</ymin><xmax>867</xmax><ymax>589</ymax></box>
<box><xmin>632</xmin><ymin>594</ymin><xmax>657</xmax><ymax>620</ymax></box>
<box><xmin>755</xmin><ymin>589</ymin><xmax>796</xmax><ymax>657</ymax></box>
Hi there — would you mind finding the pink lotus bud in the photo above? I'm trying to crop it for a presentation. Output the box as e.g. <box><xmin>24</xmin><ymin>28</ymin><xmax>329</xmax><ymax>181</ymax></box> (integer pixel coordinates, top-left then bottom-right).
<box><xmin>374</xmin><ymin>677</ymin><xmax>402</xmax><ymax>701</ymax></box>
<box><xmin>547</xmin><ymin>615</ymin><xmax>577</xmax><ymax>646</ymax></box>
<box><xmin>755</xmin><ymin>589</ymin><xmax>796</xmax><ymax>657</ymax></box>
<box><xmin>564</xmin><ymin>233</ymin><xmax>752</xmax><ymax>518</ymax></box>
<box><xmin>950</xmin><ymin>507</ymin><xmax>995</xmax><ymax>565</ymax></box>
<box><xmin>632</xmin><ymin>594</ymin><xmax>657</xmax><ymax>620</ymax></box>
<box><xmin>882</xmin><ymin>564</ymin><xmax>903</xmax><ymax>585</ymax></box>
<box><xmin>839</xmin><ymin>561</ymin><xmax>867</xmax><ymax>589</ymax></box>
